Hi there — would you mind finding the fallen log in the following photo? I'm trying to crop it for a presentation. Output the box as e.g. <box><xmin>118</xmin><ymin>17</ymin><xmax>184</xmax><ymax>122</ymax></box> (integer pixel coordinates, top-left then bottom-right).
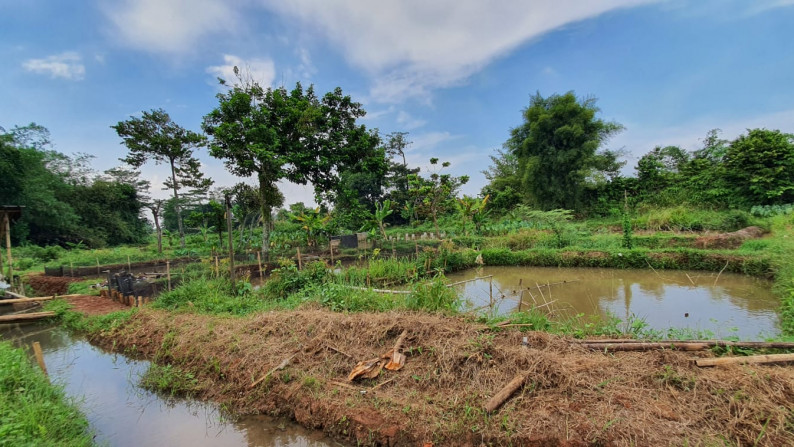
<box><xmin>0</xmin><ymin>311</ymin><xmax>57</xmax><ymax>323</ymax></box>
<box><xmin>2</xmin><ymin>291</ymin><xmax>28</xmax><ymax>299</ymax></box>
<box><xmin>578</xmin><ymin>340</ymin><xmax>794</xmax><ymax>350</ymax></box>
<box><xmin>484</xmin><ymin>373</ymin><xmax>531</xmax><ymax>413</ymax></box>
<box><xmin>696</xmin><ymin>354</ymin><xmax>794</xmax><ymax>367</ymax></box>
<box><xmin>0</xmin><ymin>296</ymin><xmax>55</xmax><ymax>305</ymax></box>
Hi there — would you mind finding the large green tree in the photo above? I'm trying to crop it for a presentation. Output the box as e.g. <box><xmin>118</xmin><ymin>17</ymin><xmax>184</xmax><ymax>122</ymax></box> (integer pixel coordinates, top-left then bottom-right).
<box><xmin>507</xmin><ymin>91</ymin><xmax>623</xmax><ymax>211</ymax></box>
<box><xmin>203</xmin><ymin>76</ymin><xmax>381</xmax><ymax>258</ymax></box>
<box><xmin>112</xmin><ymin>109</ymin><xmax>212</xmax><ymax>248</ymax></box>
<box><xmin>723</xmin><ymin>129</ymin><xmax>794</xmax><ymax>206</ymax></box>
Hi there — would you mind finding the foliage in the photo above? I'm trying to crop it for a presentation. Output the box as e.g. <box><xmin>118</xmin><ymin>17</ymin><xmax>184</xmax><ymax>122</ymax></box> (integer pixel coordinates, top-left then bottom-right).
<box><xmin>751</xmin><ymin>203</ymin><xmax>794</xmax><ymax>218</ymax></box>
<box><xmin>203</xmin><ymin>75</ymin><xmax>382</xmax><ymax>258</ymax></box>
<box><xmin>0</xmin><ymin>342</ymin><xmax>94</xmax><ymax>446</ymax></box>
<box><xmin>140</xmin><ymin>363</ymin><xmax>201</xmax><ymax>397</ymax></box>
<box><xmin>290</xmin><ymin>208</ymin><xmax>331</xmax><ymax>248</ymax></box>
<box><xmin>407</xmin><ymin>158</ymin><xmax>469</xmax><ymax>238</ymax></box>
<box><xmin>724</xmin><ymin>129</ymin><xmax>794</xmax><ymax>206</ymax></box>
<box><xmin>406</xmin><ymin>274</ymin><xmax>459</xmax><ymax>312</ymax></box>
<box><xmin>112</xmin><ymin>109</ymin><xmax>212</xmax><ymax>248</ymax></box>
<box><xmin>505</xmin><ymin>91</ymin><xmax>623</xmax><ymax>211</ymax></box>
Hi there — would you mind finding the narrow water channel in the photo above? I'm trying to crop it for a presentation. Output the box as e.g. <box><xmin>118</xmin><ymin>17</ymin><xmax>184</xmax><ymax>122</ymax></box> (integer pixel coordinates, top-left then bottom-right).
<box><xmin>1</xmin><ymin>323</ymin><xmax>343</xmax><ymax>447</ymax></box>
<box><xmin>446</xmin><ymin>266</ymin><xmax>780</xmax><ymax>339</ymax></box>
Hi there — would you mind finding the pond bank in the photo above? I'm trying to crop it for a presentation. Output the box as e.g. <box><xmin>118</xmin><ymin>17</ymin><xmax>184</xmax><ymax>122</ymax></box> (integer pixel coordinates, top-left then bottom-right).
<box><xmin>84</xmin><ymin>307</ymin><xmax>794</xmax><ymax>446</ymax></box>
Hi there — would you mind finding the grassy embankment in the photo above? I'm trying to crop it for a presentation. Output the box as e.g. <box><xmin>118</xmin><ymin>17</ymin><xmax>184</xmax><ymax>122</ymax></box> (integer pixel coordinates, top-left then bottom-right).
<box><xmin>0</xmin><ymin>342</ymin><xmax>94</xmax><ymax>446</ymax></box>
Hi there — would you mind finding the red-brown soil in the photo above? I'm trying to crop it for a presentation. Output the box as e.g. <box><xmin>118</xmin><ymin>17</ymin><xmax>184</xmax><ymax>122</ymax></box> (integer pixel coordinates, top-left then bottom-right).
<box><xmin>26</xmin><ymin>274</ymin><xmax>83</xmax><ymax>295</ymax></box>
<box><xmin>90</xmin><ymin>308</ymin><xmax>794</xmax><ymax>446</ymax></box>
<box><xmin>65</xmin><ymin>294</ymin><xmax>129</xmax><ymax>315</ymax></box>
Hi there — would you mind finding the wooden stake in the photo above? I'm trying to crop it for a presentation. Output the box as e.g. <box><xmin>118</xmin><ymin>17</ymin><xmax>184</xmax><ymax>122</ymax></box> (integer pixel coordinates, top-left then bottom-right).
<box><xmin>415</xmin><ymin>242</ymin><xmax>419</xmax><ymax>258</ymax></box>
<box><xmin>484</xmin><ymin>373</ymin><xmax>530</xmax><ymax>412</ymax></box>
<box><xmin>696</xmin><ymin>354</ymin><xmax>794</xmax><ymax>367</ymax></box>
<box><xmin>32</xmin><ymin>342</ymin><xmax>48</xmax><ymax>377</ymax></box>
<box><xmin>70</xmin><ymin>262</ymin><xmax>74</xmax><ymax>277</ymax></box>
<box><xmin>214</xmin><ymin>256</ymin><xmax>219</xmax><ymax>277</ymax></box>
<box><xmin>225</xmin><ymin>195</ymin><xmax>235</xmax><ymax>287</ymax></box>
<box><xmin>4</xmin><ymin>212</ymin><xmax>12</xmax><ymax>285</ymax></box>
<box><xmin>297</xmin><ymin>247</ymin><xmax>302</xmax><ymax>270</ymax></box>
<box><xmin>257</xmin><ymin>251</ymin><xmax>263</xmax><ymax>280</ymax></box>
<box><xmin>518</xmin><ymin>289</ymin><xmax>524</xmax><ymax>312</ymax></box>
<box><xmin>166</xmin><ymin>260</ymin><xmax>171</xmax><ymax>291</ymax></box>
<box><xmin>96</xmin><ymin>257</ymin><xmax>100</xmax><ymax>275</ymax></box>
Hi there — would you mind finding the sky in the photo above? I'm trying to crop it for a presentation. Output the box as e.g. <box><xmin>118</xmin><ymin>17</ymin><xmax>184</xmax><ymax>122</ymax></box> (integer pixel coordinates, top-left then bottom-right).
<box><xmin>2</xmin><ymin>0</ymin><xmax>794</xmax><ymax>206</ymax></box>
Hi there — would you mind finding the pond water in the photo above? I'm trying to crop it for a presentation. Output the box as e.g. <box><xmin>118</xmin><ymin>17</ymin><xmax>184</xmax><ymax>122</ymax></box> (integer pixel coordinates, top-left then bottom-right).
<box><xmin>445</xmin><ymin>266</ymin><xmax>780</xmax><ymax>339</ymax></box>
<box><xmin>0</xmin><ymin>323</ymin><xmax>343</xmax><ymax>447</ymax></box>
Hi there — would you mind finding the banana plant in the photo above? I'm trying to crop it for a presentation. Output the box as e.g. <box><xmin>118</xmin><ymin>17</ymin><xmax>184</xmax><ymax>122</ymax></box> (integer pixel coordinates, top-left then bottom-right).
<box><xmin>291</xmin><ymin>207</ymin><xmax>331</xmax><ymax>249</ymax></box>
<box><xmin>456</xmin><ymin>194</ymin><xmax>490</xmax><ymax>236</ymax></box>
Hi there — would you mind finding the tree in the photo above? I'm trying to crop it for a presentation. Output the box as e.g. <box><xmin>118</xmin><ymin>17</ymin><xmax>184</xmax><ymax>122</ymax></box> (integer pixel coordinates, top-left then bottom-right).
<box><xmin>112</xmin><ymin>109</ymin><xmax>212</xmax><ymax>248</ymax></box>
<box><xmin>148</xmin><ymin>200</ymin><xmax>164</xmax><ymax>254</ymax></box>
<box><xmin>481</xmin><ymin>149</ymin><xmax>522</xmax><ymax>213</ymax></box>
<box><xmin>203</xmin><ymin>75</ymin><xmax>380</xmax><ymax>259</ymax></box>
<box><xmin>456</xmin><ymin>195</ymin><xmax>490</xmax><ymax>236</ymax></box>
<box><xmin>723</xmin><ymin>129</ymin><xmax>794</xmax><ymax>205</ymax></box>
<box><xmin>407</xmin><ymin>158</ymin><xmax>469</xmax><ymax>238</ymax></box>
<box><xmin>508</xmin><ymin>91</ymin><xmax>623</xmax><ymax>211</ymax></box>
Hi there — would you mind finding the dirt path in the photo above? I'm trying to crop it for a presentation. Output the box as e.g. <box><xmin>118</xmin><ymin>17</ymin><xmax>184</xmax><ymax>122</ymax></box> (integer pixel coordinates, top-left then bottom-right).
<box><xmin>65</xmin><ymin>294</ymin><xmax>129</xmax><ymax>315</ymax></box>
<box><xmin>91</xmin><ymin>308</ymin><xmax>794</xmax><ymax>446</ymax></box>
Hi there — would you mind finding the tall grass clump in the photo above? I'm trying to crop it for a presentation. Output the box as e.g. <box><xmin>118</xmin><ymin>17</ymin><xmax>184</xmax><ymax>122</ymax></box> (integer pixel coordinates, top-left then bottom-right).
<box><xmin>262</xmin><ymin>260</ymin><xmax>330</xmax><ymax>299</ymax></box>
<box><xmin>153</xmin><ymin>276</ymin><xmax>267</xmax><ymax>315</ymax></box>
<box><xmin>0</xmin><ymin>342</ymin><xmax>94</xmax><ymax>446</ymax></box>
<box><xmin>406</xmin><ymin>275</ymin><xmax>458</xmax><ymax>312</ymax></box>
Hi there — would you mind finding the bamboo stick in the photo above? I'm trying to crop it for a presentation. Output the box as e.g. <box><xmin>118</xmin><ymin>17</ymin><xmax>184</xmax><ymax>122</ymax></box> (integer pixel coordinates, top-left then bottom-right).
<box><xmin>580</xmin><ymin>339</ymin><xmax>794</xmax><ymax>349</ymax></box>
<box><xmin>345</xmin><ymin>286</ymin><xmax>411</xmax><ymax>295</ymax></box>
<box><xmin>257</xmin><ymin>251</ymin><xmax>263</xmax><ymax>280</ymax></box>
<box><xmin>0</xmin><ymin>312</ymin><xmax>56</xmax><ymax>323</ymax></box>
<box><xmin>696</xmin><ymin>354</ymin><xmax>794</xmax><ymax>367</ymax></box>
<box><xmin>445</xmin><ymin>275</ymin><xmax>493</xmax><ymax>288</ymax></box>
<box><xmin>581</xmin><ymin>342</ymin><xmax>711</xmax><ymax>351</ymax></box>
<box><xmin>484</xmin><ymin>373</ymin><xmax>530</xmax><ymax>412</ymax></box>
<box><xmin>0</xmin><ymin>296</ymin><xmax>54</xmax><ymax>305</ymax></box>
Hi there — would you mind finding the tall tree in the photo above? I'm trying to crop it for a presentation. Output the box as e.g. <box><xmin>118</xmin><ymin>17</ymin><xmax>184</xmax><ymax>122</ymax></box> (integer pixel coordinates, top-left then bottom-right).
<box><xmin>112</xmin><ymin>109</ymin><xmax>212</xmax><ymax>248</ymax></box>
<box><xmin>407</xmin><ymin>158</ymin><xmax>469</xmax><ymax>238</ymax></box>
<box><xmin>203</xmin><ymin>75</ymin><xmax>380</xmax><ymax>258</ymax></box>
<box><xmin>723</xmin><ymin>129</ymin><xmax>794</xmax><ymax>205</ymax></box>
<box><xmin>508</xmin><ymin>91</ymin><xmax>623</xmax><ymax>211</ymax></box>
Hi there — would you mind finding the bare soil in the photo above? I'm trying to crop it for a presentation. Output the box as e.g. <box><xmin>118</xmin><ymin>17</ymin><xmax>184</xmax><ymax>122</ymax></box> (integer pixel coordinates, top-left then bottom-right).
<box><xmin>26</xmin><ymin>274</ymin><xmax>82</xmax><ymax>295</ymax></box>
<box><xmin>65</xmin><ymin>294</ymin><xmax>129</xmax><ymax>315</ymax></box>
<box><xmin>88</xmin><ymin>307</ymin><xmax>794</xmax><ymax>446</ymax></box>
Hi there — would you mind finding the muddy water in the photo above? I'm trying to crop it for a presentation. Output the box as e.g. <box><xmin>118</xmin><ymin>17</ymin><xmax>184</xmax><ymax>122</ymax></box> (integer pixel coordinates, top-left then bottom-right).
<box><xmin>446</xmin><ymin>266</ymin><xmax>780</xmax><ymax>339</ymax></box>
<box><xmin>0</xmin><ymin>324</ymin><xmax>343</xmax><ymax>447</ymax></box>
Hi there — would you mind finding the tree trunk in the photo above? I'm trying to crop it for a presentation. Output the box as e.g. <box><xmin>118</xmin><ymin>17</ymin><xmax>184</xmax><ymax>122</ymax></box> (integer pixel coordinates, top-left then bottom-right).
<box><xmin>152</xmin><ymin>208</ymin><xmax>163</xmax><ymax>255</ymax></box>
<box><xmin>169</xmin><ymin>159</ymin><xmax>186</xmax><ymax>248</ymax></box>
<box><xmin>258</xmin><ymin>176</ymin><xmax>272</xmax><ymax>261</ymax></box>
<box><xmin>432</xmin><ymin>209</ymin><xmax>441</xmax><ymax>239</ymax></box>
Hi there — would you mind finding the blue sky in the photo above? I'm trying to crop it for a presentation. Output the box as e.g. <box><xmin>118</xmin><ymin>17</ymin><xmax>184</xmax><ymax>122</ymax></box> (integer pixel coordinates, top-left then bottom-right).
<box><xmin>2</xmin><ymin>0</ymin><xmax>793</xmax><ymax>205</ymax></box>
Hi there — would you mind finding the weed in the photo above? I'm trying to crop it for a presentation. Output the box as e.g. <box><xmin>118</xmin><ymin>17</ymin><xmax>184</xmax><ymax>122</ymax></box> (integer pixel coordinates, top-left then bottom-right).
<box><xmin>656</xmin><ymin>365</ymin><xmax>696</xmax><ymax>391</ymax></box>
<box><xmin>139</xmin><ymin>363</ymin><xmax>201</xmax><ymax>397</ymax></box>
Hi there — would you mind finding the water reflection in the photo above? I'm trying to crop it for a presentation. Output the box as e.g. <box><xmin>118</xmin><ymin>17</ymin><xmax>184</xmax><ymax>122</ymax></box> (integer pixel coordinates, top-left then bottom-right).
<box><xmin>446</xmin><ymin>266</ymin><xmax>779</xmax><ymax>339</ymax></box>
<box><xmin>1</xmin><ymin>326</ymin><xmax>341</xmax><ymax>447</ymax></box>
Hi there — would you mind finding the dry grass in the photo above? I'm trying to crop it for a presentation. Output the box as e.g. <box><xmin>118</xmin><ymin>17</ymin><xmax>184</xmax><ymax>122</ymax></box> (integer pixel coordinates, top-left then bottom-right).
<box><xmin>95</xmin><ymin>307</ymin><xmax>794</xmax><ymax>446</ymax></box>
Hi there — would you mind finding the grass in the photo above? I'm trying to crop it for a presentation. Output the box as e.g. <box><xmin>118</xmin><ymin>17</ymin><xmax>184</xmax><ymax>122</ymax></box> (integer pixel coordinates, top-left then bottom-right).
<box><xmin>0</xmin><ymin>341</ymin><xmax>95</xmax><ymax>446</ymax></box>
<box><xmin>139</xmin><ymin>363</ymin><xmax>202</xmax><ymax>397</ymax></box>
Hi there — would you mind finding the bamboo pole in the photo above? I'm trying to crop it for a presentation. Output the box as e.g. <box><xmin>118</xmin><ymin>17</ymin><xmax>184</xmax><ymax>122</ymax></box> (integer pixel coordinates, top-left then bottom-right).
<box><xmin>214</xmin><ymin>256</ymin><xmax>219</xmax><ymax>277</ymax></box>
<box><xmin>696</xmin><ymin>354</ymin><xmax>794</xmax><ymax>367</ymax></box>
<box><xmin>578</xmin><ymin>339</ymin><xmax>794</xmax><ymax>350</ymax></box>
<box><xmin>257</xmin><ymin>251</ymin><xmax>263</xmax><ymax>280</ymax></box>
<box><xmin>296</xmin><ymin>247</ymin><xmax>302</xmax><ymax>270</ymax></box>
<box><xmin>0</xmin><ymin>296</ymin><xmax>54</xmax><ymax>305</ymax></box>
<box><xmin>166</xmin><ymin>260</ymin><xmax>171</xmax><ymax>291</ymax></box>
<box><xmin>484</xmin><ymin>373</ymin><xmax>530</xmax><ymax>413</ymax></box>
<box><xmin>581</xmin><ymin>342</ymin><xmax>711</xmax><ymax>351</ymax></box>
<box><xmin>445</xmin><ymin>275</ymin><xmax>493</xmax><ymax>288</ymax></box>
<box><xmin>225</xmin><ymin>195</ymin><xmax>235</xmax><ymax>287</ymax></box>
<box><xmin>345</xmin><ymin>286</ymin><xmax>411</xmax><ymax>295</ymax></box>
<box><xmin>0</xmin><ymin>312</ymin><xmax>56</xmax><ymax>323</ymax></box>
<box><xmin>96</xmin><ymin>257</ymin><xmax>100</xmax><ymax>275</ymax></box>
<box><xmin>32</xmin><ymin>342</ymin><xmax>48</xmax><ymax>377</ymax></box>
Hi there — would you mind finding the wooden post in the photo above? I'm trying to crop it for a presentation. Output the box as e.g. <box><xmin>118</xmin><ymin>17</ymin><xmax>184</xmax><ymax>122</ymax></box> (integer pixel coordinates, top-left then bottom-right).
<box><xmin>330</xmin><ymin>242</ymin><xmax>334</xmax><ymax>264</ymax></box>
<box><xmin>257</xmin><ymin>251</ymin><xmax>263</xmax><ymax>280</ymax></box>
<box><xmin>297</xmin><ymin>247</ymin><xmax>303</xmax><ymax>270</ymax></box>
<box><xmin>489</xmin><ymin>276</ymin><xmax>494</xmax><ymax>312</ymax></box>
<box><xmin>415</xmin><ymin>242</ymin><xmax>419</xmax><ymax>259</ymax></box>
<box><xmin>70</xmin><ymin>262</ymin><xmax>74</xmax><ymax>277</ymax></box>
<box><xmin>32</xmin><ymin>342</ymin><xmax>48</xmax><ymax>378</ymax></box>
<box><xmin>392</xmin><ymin>240</ymin><xmax>396</xmax><ymax>259</ymax></box>
<box><xmin>4</xmin><ymin>212</ymin><xmax>12</xmax><ymax>285</ymax></box>
<box><xmin>166</xmin><ymin>260</ymin><xmax>171</xmax><ymax>291</ymax></box>
<box><xmin>214</xmin><ymin>256</ymin><xmax>219</xmax><ymax>277</ymax></box>
<box><xmin>518</xmin><ymin>289</ymin><xmax>524</xmax><ymax>312</ymax></box>
<box><xmin>225</xmin><ymin>195</ymin><xmax>235</xmax><ymax>287</ymax></box>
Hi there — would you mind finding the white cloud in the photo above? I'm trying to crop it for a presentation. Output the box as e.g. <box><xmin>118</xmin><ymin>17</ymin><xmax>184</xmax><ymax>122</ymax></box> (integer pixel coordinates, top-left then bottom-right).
<box><xmin>22</xmin><ymin>52</ymin><xmax>85</xmax><ymax>80</ymax></box>
<box><xmin>610</xmin><ymin>107</ymin><xmax>794</xmax><ymax>173</ymax></box>
<box><xmin>260</xmin><ymin>0</ymin><xmax>657</xmax><ymax>102</ymax></box>
<box><xmin>104</xmin><ymin>0</ymin><xmax>237</xmax><ymax>53</ymax></box>
<box><xmin>396</xmin><ymin>110</ymin><xmax>427</xmax><ymax>130</ymax></box>
<box><xmin>206</xmin><ymin>54</ymin><xmax>276</xmax><ymax>87</ymax></box>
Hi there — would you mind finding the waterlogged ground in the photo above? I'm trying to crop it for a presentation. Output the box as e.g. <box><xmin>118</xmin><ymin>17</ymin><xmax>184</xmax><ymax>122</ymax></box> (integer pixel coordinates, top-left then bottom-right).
<box><xmin>447</xmin><ymin>266</ymin><xmax>779</xmax><ymax>339</ymax></box>
<box><xmin>0</xmin><ymin>324</ymin><xmax>342</xmax><ymax>447</ymax></box>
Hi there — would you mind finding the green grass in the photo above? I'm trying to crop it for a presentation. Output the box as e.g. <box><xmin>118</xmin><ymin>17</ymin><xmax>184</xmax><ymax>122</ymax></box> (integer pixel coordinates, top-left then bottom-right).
<box><xmin>0</xmin><ymin>341</ymin><xmax>95</xmax><ymax>446</ymax></box>
<box><xmin>139</xmin><ymin>363</ymin><xmax>202</xmax><ymax>397</ymax></box>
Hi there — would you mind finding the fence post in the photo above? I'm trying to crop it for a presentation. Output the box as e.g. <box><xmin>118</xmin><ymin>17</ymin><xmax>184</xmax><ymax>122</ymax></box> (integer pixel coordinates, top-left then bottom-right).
<box><xmin>32</xmin><ymin>342</ymin><xmax>48</xmax><ymax>379</ymax></box>
<box><xmin>297</xmin><ymin>247</ymin><xmax>303</xmax><ymax>270</ymax></box>
<box><xmin>166</xmin><ymin>260</ymin><xmax>171</xmax><ymax>291</ymax></box>
<box><xmin>257</xmin><ymin>251</ymin><xmax>263</xmax><ymax>280</ymax></box>
<box><xmin>225</xmin><ymin>195</ymin><xmax>235</xmax><ymax>288</ymax></box>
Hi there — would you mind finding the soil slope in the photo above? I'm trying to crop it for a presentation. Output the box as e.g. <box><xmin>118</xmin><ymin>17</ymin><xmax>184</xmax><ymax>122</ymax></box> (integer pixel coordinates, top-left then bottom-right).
<box><xmin>92</xmin><ymin>308</ymin><xmax>794</xmax><ymax>446</ymax></box>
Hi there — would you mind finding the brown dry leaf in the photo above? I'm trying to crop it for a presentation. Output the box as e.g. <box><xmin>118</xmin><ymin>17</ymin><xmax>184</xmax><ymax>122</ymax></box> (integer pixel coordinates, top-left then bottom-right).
<box><xmin>384</xmin><ymin>351</ymin><xmax>406</xmax><ymax>371</ymax></box>
<box><xmin>348</xmin><ymin>357</ymin><xmax>384</xmax><ymax>381</ymax></box>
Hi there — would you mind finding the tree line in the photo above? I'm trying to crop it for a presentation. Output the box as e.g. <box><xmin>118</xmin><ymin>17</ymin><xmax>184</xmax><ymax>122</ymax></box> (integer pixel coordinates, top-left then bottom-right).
<box><xmin>3</xmin><ymin>82</ymin><xmax>792</xmax><ymax>249</ymax></box>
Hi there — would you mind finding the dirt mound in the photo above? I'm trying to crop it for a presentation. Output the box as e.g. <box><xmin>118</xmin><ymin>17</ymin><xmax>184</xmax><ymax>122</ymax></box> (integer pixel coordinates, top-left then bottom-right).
<box><xmin>26</xmin><ymin>274</ymin><xmax>82</xmax><ymax>295</ymax></box>
<box><xmin>695</xmin><ymin>226</ymin><xmax>766</xmax><ymax>249</ymax></box>
<box><xmin>93</xmin><ymin>308</ymin><xmax>794</xmax><ymax>446</ymax></box>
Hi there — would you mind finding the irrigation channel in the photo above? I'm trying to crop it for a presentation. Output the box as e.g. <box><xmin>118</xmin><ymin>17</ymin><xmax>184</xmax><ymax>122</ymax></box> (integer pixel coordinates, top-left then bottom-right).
<box><xmin>0</xmin><ymin>323</ymin><xmax>344</xmax><ymax>447</ymax></box>
<box><xmin>447</xmin><ymin>266</ymin><xmax>780</xmax><ymax>340</ymax></box>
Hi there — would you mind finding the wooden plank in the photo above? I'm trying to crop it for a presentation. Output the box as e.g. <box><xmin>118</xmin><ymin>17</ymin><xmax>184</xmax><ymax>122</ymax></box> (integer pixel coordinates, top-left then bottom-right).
<box><xmin>696</xmin><ymin>354</ymin><xmax>794</xmax><ymax>367</ymax></box>
<box><xmin>0</xmin><ymin>296</ymin><xmax>55</xmax><ymax>305</ymax></box>
<box><xmin>581</xmin><ymin>342</ymin><xmax>710</xmax><ymax>351</ymax></box>
<box><xmin>32</xmin><ymin>341</ymin><xmax>48</xmax><ymax>377</ymax></box>
<box><xmin>0</xmin><ymin>311</ymin><xmax>56</xmax><ymax>323</ymax></box>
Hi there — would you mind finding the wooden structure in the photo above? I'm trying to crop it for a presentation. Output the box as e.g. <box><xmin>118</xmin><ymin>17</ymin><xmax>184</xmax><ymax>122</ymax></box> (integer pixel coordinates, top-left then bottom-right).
<box><xmin>0</xmin><ymin>206</ymin><xmax>23</xmax><ymax>289</ymax></box>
